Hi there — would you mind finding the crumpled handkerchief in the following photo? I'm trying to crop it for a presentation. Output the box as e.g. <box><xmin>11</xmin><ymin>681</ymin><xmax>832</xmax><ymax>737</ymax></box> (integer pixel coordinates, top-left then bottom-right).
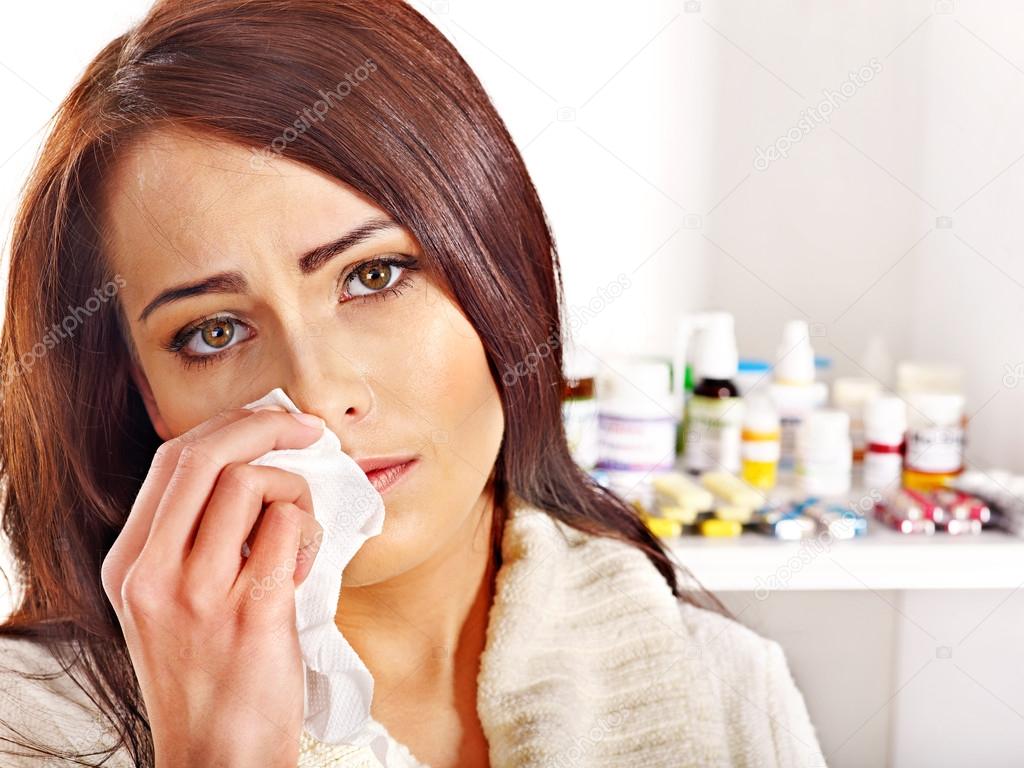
<box><xmin>242</xmin><ymin>387</ymin><xmax>389</xmax><ymax>763</ymax></box>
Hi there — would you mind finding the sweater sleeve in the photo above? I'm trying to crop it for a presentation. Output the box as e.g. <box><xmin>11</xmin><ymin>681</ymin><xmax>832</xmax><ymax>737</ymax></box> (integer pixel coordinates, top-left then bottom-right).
<box><xmin>0</xmin><ymin>639</ymin><xmax>134</xmax><ymax>767</ymax></box>
<box><xmin>297</xmin><ymin>735</ymin><xmax>388</xmax><ymax>768</ymax></box>
<box><xmin>762</xmin><ymin>638</ymin><xmax>828</xmax><ymax>768</ymax></box>
<box><xmin>0</xmin><ymin>639</ymin><xmax>408</xmax><ymax>768</ymax></box>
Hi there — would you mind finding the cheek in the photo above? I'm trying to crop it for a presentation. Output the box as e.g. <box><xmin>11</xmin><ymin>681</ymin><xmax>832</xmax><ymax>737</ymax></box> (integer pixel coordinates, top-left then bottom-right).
<box><xmin>340</xmin><ymin>291</ymin><xmax>504</xmax><ymax>585</ymax></box>
<box><xmin>366</xmin><ymin>287</ymin><xmax>503</xmax><ymax>462</ymax></box>
<box><xmin>145</xmin><ymin>371</ymin><xmax>243</xmax><ymax>439</ymax></box>
<box><xmin>408</xmin><ymin>297</ymin><xmax>502</xmax><ymax>475</ymax></box>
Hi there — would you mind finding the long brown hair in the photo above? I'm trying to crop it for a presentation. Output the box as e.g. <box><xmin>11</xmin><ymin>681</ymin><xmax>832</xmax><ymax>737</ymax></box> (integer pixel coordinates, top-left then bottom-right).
<box><xmin>0</xmin><ymin>0</ymin><xmax>725</xmax><ymax>763</ymax></box>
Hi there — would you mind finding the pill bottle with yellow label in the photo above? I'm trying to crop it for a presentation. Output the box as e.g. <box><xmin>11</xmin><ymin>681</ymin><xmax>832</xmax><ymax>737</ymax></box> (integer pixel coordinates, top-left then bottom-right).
<box><xmin>741</xmin><ymin>395</ymin><xmax>781</xmax><ymax>489</ymax></box>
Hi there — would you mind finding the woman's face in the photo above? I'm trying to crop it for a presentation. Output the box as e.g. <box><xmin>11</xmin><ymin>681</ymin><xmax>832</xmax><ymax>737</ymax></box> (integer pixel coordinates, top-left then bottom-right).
<box><xmin>101</xmin><ymin>127</ymin><xmax>504</xmax><ymax>585</ymax></box>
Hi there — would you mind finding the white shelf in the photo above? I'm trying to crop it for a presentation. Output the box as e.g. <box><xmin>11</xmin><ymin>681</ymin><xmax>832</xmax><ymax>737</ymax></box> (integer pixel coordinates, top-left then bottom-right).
<box><xmin>667</xmin><ymin>527</ymin><xmax>1024</xmax><ymax>592</ymax></box>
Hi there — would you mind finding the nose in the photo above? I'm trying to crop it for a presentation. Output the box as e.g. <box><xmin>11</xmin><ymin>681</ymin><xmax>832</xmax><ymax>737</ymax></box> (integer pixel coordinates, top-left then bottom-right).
<box><xmin>279</xmin><ymin>329</ymin><xmax>374</xmax><ymax>439</ymax></box>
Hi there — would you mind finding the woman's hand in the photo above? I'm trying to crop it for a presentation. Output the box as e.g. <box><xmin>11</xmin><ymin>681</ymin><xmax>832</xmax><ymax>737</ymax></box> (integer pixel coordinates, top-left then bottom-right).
<box><xmin>101</xmin><ymin>404</ymin><xmax>327</xmax><ymax>768</ymax></box>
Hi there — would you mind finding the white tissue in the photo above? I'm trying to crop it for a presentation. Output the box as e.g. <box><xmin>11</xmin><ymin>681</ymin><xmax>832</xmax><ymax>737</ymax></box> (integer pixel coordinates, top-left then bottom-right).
<box><xmin>242</xmin><ymin>387</ymin><xmax>389</xmax><ymax>763</ymax></box>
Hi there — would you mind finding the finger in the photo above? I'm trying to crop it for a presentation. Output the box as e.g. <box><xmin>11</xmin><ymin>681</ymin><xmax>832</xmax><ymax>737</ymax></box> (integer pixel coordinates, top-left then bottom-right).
<box><xmin>144</xmin><ymin>409</ymin><xmax>324</xmax><ymax>561</ymax></box>
<box><xmin>114</xmin><ymin>407</ymin><xmax>283</xmax><ymax>561</ymax></box>
<box><xmin>186</xmin><ymin>464</ymin><xmax>316</xmax><ymax>587</ymax></box>
<box><xmin>292</xmin><ymin>524</ymin><xmax>323</xmax><ymax>588</ymax></box>
<box><xmin>102</xmin><ymin>406</ymin><xmax>279</xmax><ymax>609</ymax></box>
<box><xmin>235</xmin><ymin>501</ymin><xmax>307</xmax><ymax>610</ymax></box>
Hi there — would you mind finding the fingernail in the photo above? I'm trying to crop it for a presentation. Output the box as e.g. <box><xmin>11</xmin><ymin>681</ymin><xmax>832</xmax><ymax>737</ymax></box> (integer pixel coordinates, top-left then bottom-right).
<box><xmin>300</xmin><ymin>526</ymin><xmax>324</xmax><ymax>551</ymax></box>
<box><xmin>250</xmin><ymin>404</ymin><xmax>286</xmax><ymax>412</ymax></box>
<box><xmin>290</xmin><ymin>412</ymin><xmax>324</xmax><ymax>428</ymax></box>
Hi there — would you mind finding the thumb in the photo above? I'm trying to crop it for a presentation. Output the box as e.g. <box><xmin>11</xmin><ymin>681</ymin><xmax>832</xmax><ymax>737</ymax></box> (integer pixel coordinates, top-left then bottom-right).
<box><xmin>293</xmin><ymin>519</ymin><xmax>323</xmax><ymax>587</ymax></box>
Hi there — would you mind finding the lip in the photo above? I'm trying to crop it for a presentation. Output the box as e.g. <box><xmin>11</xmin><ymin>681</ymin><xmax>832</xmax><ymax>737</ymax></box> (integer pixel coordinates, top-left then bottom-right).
<box><xmin>354</xmin><ymin>455</ymin><xmax>419</xmax><ymax>494</ymax></box>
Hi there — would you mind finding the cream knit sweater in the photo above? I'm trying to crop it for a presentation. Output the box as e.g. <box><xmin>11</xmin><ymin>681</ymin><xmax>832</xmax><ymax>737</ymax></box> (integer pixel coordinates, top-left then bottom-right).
<box><xmin>0</xmin><ymin>495</ymin><xmax>826</xmax><ymax>767</ymax></box>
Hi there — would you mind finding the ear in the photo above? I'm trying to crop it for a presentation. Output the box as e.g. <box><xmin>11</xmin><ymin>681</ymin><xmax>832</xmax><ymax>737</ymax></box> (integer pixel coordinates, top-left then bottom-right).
<box><xmin>128</xmin><ymin>360</ymin><xmax>172</xmax><ymax>442</ymax></box>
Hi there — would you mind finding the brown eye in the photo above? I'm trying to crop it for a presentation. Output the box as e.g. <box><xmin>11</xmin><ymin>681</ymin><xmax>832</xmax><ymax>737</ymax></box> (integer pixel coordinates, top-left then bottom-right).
<box><xmin>200</xmin><ymin>318</ymin><xmax>234</xmax><ymax>349</ymax></box>
<box><xmin>346</xmin><ymin>260</ymin><xmax>406</xmax><ymax>298</ymax></box>
<box><xmin>169</xmin><ymin>314</ymin><xmax>252</xmax><ymax>366</ymax></box>
<box><xmin>355</xmin><ymin>262</ymin><xmax>392</xmax><ymax>291</ymax></box>
<box><xmin>340</xmin><ymin>255</ymin><xmax>419</xmax><ymax>302</ymax></box>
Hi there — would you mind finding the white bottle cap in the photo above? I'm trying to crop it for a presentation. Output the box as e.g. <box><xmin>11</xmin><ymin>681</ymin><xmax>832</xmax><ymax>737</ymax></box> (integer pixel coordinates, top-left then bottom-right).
<box><xmin>693</xmin><ymin>311</ymin><xmax>738</xmax><ymax>380</ymax></box>
<box><xmin>599</xmin><ymin>357</ymin><xmax>674</xmax><ymax>416</ymax></box>
<box><xmin>906</xmin><ymin>391</ymin><xmax>965</xmax><ymax>427</ymax></box>
<box><xmin>831</xmin><ymin>377</ymin><xmax>881</xmax><ymax>409</ymax></box>
<box><xmin>798</xmin><ymin>408</ymin><xmax>851</xmax><ymax>460</ymax></box>
<box><xmin>775</xmin><ymin>320</ymin><xmax>815</xmax><ymax>385</ymax></box>
<box><xmin>563</xmin><ymin>339</ymin><xmax>597</xmax><ymax>381</ymax></box>
<box><xmin>864</xmin><ymin>395</ymin><xmax>907</xmax><ymax>444</ymax></box>
<box><xmin>897</xmin><ymin>362</ymin><xmax>963</xmax><ymax>396</ymax></box>
<box><xmin>743</xmin><ymin>394</ymin><xmax>780</xmax><ymax>432</ymax></box>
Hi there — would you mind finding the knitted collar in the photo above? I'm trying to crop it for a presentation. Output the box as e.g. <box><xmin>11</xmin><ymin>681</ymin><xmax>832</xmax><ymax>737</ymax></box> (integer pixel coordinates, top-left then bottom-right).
<box><xmin>474</xmin><ymin>494</ymin><xmax>727</xmax><ymax>767</ymax></box>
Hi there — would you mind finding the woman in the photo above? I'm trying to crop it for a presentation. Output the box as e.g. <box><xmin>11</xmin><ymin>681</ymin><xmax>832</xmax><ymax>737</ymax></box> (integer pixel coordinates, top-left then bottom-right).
<box><xmin>0</xmin><ymin>1</ymin><xmax>826</xmax><ymax>766</ymax></box>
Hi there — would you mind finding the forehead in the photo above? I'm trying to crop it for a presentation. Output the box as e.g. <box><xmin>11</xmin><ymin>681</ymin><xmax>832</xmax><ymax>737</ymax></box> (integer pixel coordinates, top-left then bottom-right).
<box><xmin>99</xmin><ymin>127</ymin><xmax>386</xmax><ymax>277</ymax></box>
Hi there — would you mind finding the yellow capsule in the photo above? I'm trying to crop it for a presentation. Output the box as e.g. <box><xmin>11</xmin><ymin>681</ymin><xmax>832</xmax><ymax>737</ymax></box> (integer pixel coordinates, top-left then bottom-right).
<box><xmin>642</xmin><ymin>514</ymin><xmax>683</xmax><ymax>539</ymax></box>
<box><xmin>699</xmin><ymin>517</ymin><xmax>743</xmax><ymax>537</ymax></box>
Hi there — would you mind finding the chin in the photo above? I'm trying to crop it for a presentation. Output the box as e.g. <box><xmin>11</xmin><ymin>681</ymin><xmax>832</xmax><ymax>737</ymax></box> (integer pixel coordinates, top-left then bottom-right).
<box><xmin>339</xmin><ymin>507</ymin><xmax>431</xmax><ymax>587</ymax></box>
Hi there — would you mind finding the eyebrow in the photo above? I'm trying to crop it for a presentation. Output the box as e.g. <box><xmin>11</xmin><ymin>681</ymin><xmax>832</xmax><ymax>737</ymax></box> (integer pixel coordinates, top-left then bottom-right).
<box><xmin>137</xmin><ymin>216</ymin><xmax>401</xmax><ymax>324</ymax></box>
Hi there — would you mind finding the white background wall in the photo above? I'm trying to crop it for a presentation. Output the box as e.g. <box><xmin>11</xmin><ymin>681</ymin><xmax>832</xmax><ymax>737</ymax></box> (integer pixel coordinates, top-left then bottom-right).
<box><xmin>2</xmin><ymin>2</ymin><xmax>1023</xmax><ymax>766</ymax></box>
